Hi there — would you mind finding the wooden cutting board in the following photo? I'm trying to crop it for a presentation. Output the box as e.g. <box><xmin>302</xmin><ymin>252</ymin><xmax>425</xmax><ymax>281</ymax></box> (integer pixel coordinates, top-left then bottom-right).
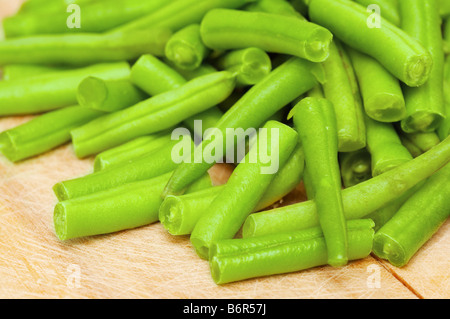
<box><xmin>0</xmin><ymin>1</ymin><xmax>448</xmax><ymax>299</ymax></box>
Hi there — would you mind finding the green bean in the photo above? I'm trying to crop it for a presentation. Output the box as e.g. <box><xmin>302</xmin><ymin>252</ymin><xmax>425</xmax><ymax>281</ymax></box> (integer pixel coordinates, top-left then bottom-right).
<box><xmin>398</xmin><ymin>0</ymin><xmax>445</xmax><ymax>133</ymax></box>
<box><xmin>70</xmin><ymin>70</ymin><xmax>236</xmax><ymax>158</ymax></box>
<box><xmin>0</xmin><ymin>62</ymin><xmax>130</xmax><ymax>116</ymax></box>
<box><xmin>76</xmin><ymin>77</ymin><xmax>148</xmax><ymax>113</ymax></box>
<box><xmin>0</xmin><ymin>106</ymin><xmax>102</xmax><ymax>162</ymax></box>
<box><xmin>0</xmin><ymin>29</ymin><xmax>171</xmax><ymax>66</ymax></box>
<box><xmin>53</xmin><ymin>139</ymin><xmax>184</xmax><ymax>201</ymax></box>
<box><xmin>210</xmin><ymin>219</ymin><xmax>374</xmax><ymax>284</ymax></box>
<box><xmin>352</xmin><ymin>0</ymin><xmax>400</xmax><ymax>26</ymax></box>
<box><xmin>308</xmin><ymin>0</ymin><xmax>433</xmax><ymax>87</ymax></box>
<box><xmin>400</xmin><ymin>131</ymin><xmax>441</xmax><ymax>153</ymax></box>
<box><xmin>3</xmin><ymin>0</ymin><xmax>172</xmax><ymax>38</ymax></box>
<box><xmin>93</xmin><ymin>131</ymin><xmax>172</xmax><ymax>172</ymax></box>
<box><xmin>339</xmin><ymin>149</ymin><xmax>372</xmax><ymax>188</ymax></box>
<box><xmin>321</xmin><ymin>40</ymin><xmax>366</xmax><ymax>152</ymax></box>
<box><xmin>373</xmin><ymin>163</ymin><xmax>450</xmax><ymax>267</ymax></box>
<box><xmin>165</xmin><ymin>24</ymin><xmax>210</xmax><ymax>71</ymax></box>
<box><xmin>54</xmin><ymin>171</ymin><xmax>212</xmax><ymax>241</ymax></box>
<box><xmin>290</xmin><ymin>97</ymin><xmax>348</xmax><ymax>267</ymax></box>
<box><xmin>245</xmin><ymin>0</ymin><xmax>306</xmax><ymax>19</ymax></box>
<box><xmin>190</xmin><ymin>121</ymin><xmax>299</xmax><ymax>259</ymax></box>
<box><xmin>364</xmin><ymin>115</ymin><xmax>413</xmax><ymax>177</ymax></box>
<box><xmin>2</xmin><ymin>64</ymin><xmax>72</xmax><ymax>81</ymax></box>
<box><xmin>112</xmin><ymin>0</ymin><xmax>256</xmax><ymax>33</ymax></box>
<box><xmin>347</xmin><ymin>47</ymin><xmax>406</xmax><ymax>123</ymax></box>
<box><xmin>200</xmin><ymin>9</ymin><xmax>333</xmax><ymax>62</ymax></box>
<box><xmin>399</xmin><ymin>134</ymin><xmax>423</xmax><ymax>158</ymax></box>
<box><xmin>162</xmin><ymin>57</ymin><xmax>324</xmax><ymax>197</ymax></box>
<box><xmin>159</xmin><ymin>143</ymin><xmax>305</xmax><ymax>235</ymax></box>
<box><xmin>241</xmin><ymin>135</ymin><xmax>450</xmax><ymax>238</ymax></box>
<box><xmin>438</xmin><ymin>55</ymin><xmax>450</xmax><ymax>141</ymax></box>
<box><xmin>215</xmin><ymin>47</ymin><xmax>272</xmax><ymax>87</ymax></box>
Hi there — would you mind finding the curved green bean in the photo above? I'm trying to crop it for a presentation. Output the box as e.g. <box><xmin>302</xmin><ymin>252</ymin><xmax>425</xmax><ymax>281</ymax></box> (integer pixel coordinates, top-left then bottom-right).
<box><xmin>399</xmin><ymin>0</ymin><xmax>445</xmax><ymax>133</ymax></box>
<box><xmin>190</xmin><ymin>121</ymin><xmax>299</xmax><ymax>259</ymax></box>
<box><xmin>210</xmin><ymin>219</ymin><xmax>374</xmax><ymax>284</ymax></box>
<box><xmin>242</xmin><ymin>135</ymin><xmax>450</xmax><ymax>238</ymax></box>
<box><xmin>347</xmin><ymin>47</ymin><xmax>406</xmax><ymax>123</ymax></box>
<box><xmin>3</xmin><ymin>0</ymin><xmax>172</xmax><ymax>37</ymax></box>
<box><xmin>200</xmin><ymin>9</ymin><xmax>333</xmax><ymax>62</ymax></box>
<box><xmin>352</xmin><ymin>0</ymin><xmax>400</xmax><ymax>26</ymax></box>
<box><xmin>0</xmin><ymin>105</ymin><xmax>102</xmax><ymax>162</ymax></box>
<box><xmin>165</xmin><ymin>24</ymin><xmax>210</xmax><ymax>71</ymax></box>
<box><xmin>0</xmin><ymin>62</ymin><xmax>130</xmax><ymax>116</ymax></box>
<box><xmin>159</xmin><ymin>143</ymin><xmax>305</xmax><ymax>235</ymax></box>
<box><xmin>321</xmin><ymin>40</ymin><xmax>366</xmax><ymax>152</ymax></box>
<box><xmin>215</xmin><ymin>47</ymin><xmax>272</xmax><ymax>87</ymax></box>
<box><xmin>308</xmin><ymin>0</ymin><xmax>432</xmax><ymax>87</ymax></box>
<box><xmin>70</xmin><ymin>70</ymin><xmax>235</xmax><ymax>157</ymax></box>
<box><xmin>365</xmin><ymin>115</ymin><xmax>413</xmax><ymax>176</ymax></box>
<box><xmin>77</xmin><ymin>77</ymin><xmax>148</xmax><ymax>113</ymax></box>
<box><xmin>373</xmin><ymin>163</ymin><xmax>450</xmax><ymax>267</ymax></box>
<box><xmin>339</xmin><ymin>149</ymin><xmax>372</xmax><ymax>188</ymax></box>
<box><xmin>162</xmin><ymin>57</ymin><xmax>324</xmax><ymax>197</ymax></box>
<box><xmin>290</xmin><ymin>97</ymin><xmax>348</xmax><ymax>267</ymax></box>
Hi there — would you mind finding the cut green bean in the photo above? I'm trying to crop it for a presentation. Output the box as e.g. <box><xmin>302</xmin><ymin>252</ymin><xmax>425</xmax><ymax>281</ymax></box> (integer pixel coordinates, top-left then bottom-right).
<box><xmin>399</xmin><ymin>134</ymin><xmax>423</xmax><ymax>158</ymax></box>
<box><xmin>77</xmin><ymin>77</ymin><xmax>148</xmax><ymax>113</ymax></box>
<box><xmin>242</xmin><ymin>135</ymin><xmax>450</xmax><ymax>238</ymax></box>
<box><xmin>93</xmin><ymin>131</ymin><xmax>172</xmax><ymax>172</ymax></box>
<box><xmin>165</xmin><ymin>24</ymin><xmax>210</xmax><ymax>71</ymax></box>
<box><xmin>0</xmin><ymin>105</ymin><xmax>102</xmax><ymax>162</ymax></box>
<box><xmin>245</xmin><ymin>0</ymin><xmax>306</xmax><ymax>19</ymax></box>
<box><xmin>200</xmin><ymin>9</ymin><xmax>333</xmax><ymax>62</ymax></box>
<box><xmin>210</xmin><ymin>219</ymin><xmax>374</xmax><ymax>284</ymax></box>
<box><xmin>399</xmin><ymin>0</ymin><xmax>445</xmax><ymax>133</ymax></box>
<box><xmin>321</xmin><ymin>40</ymin><xmax>366</xmax><ymax>152</ymax></box>
<box><xmin>163</xmin><ymin>57</ymin><xmax>324</xmax><ymax>196</ymax></box>
<box><xmin>159</xmin><ymin>143</ymin><xmax>305</xmax><ymax>235</ymax></box>
<box><xmin>347</xmin><ymin>47</ymin><xmax>406</xmax><ymax>123</ymax></box>
<box><xmin>2</xmin><ymin>64</ymin><xmax>72</xmax><ymax>81</ymax></box>
<box><xmin>215</xmin><ymin>47</ymin><xmax>272</xmax><ymax>87</ymax></box>
<box><xmin>70</xmin><ymin>70</ymin><xmax>236</xmax><ymax>157</ymax></box>
<box><xmin>373</xmin><ymin>163</ymin><xmax>450</xmax><ymax>267</ymax></box>
<box><xmin>54</xmin><ymin>171</ymin><xmax>212</xmax><ymax>241</ymax></box>
<box><xmin>308</xmin><ymin>0</ymin><xmax>433</xmax><ymax>87</ymax></box>
<box><xmin>112</xmin><ymin>0</ymin><xmax>257</xmax><ymax>33</ymax></box>
<box><xmin>290</xmin><ymin>97</ymin><xmax>348</xmax><ymax>267</ymax></box>
<box><xmin>352</xmin><ymin>0</ymin><xmax>400</xmax><ymax>26</ymax></box>
<box><xmin>3</xmin><ymin>0</ymin><xmax>173</xmax><ymax>37</ymax></box>
<box><xmin>0</xmin><ymin>62</ymin><xmax>130</xmax><ymax>116</ymax></box>
<box><xmin>0</xmin><ymin>29</ymin><xmax>172</xmax><ymax>66</ymax></box>
<box><xmin>339</xmin><ymin>149</ymin><xmax>372</xmax><ymax>188</ymax></box>
<box><xmin>190</xmin><ymin>121</ymin><xmax>299</xmax><ymax>259</ymax></box>
<box><xmin>53</xmin><ymin>139</ymin><xmax>185</xmax><ymax>201</ymax></box>
<box><xmin>365</xmin><ymin>115</ymin><xmax>413</xmax><ymax>176</ymax></box>
<box><xmin>400</xmin><ymin>131</ymin><xmax>441</xmax><ymax>153</ymax></box>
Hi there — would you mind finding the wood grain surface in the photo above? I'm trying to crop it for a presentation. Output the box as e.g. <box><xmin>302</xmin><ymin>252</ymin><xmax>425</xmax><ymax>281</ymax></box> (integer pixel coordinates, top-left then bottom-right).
<box><xmin>0</xmin><ymin>0</ymin><xmax>448</xmax><ymax>299</ymax></box>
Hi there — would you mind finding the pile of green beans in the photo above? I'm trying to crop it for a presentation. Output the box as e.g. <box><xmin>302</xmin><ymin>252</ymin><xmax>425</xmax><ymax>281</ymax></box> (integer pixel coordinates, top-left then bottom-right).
<box><xmin>1</xmin><ymin>0</ymin><xmax>449</xmax><ymax>286</ymax></box>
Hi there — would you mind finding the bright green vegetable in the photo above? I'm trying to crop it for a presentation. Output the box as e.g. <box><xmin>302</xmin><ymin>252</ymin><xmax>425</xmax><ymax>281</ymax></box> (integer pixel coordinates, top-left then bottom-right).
<box><xmin>93</xmin><ymin>131</ymin><xmax>172</xmax><ymax>171</ymax></box>
<box><xmin>77</xmin><ymin>77</ymin><xmax>148</xmax><ymax>113</ymax></box>
<box><xmin>339</xmin><ymin>149</ymin><xmax>372</xmax><ymax>188</ymax></box>
<box><xmin>399</xmin><ymin>134</ymin><xmax>423</xmax><ymax>158</ymax></box>
<box><xmin>165</xmin><ymin>24</ymin><xmax>210</xmax><ymax>71</ymax></box>
<box><xmin>2</xmin><ymin>0</ymin><xmax>173</xmax><ymax>37</ymax></box>
<box><xmin>399</xmin><ymin>0</ymin><xmax>445</xmax><ymax>133</ymax></box>
<box><xmin>0</xmin><ymin>62</ymin><xmax>130</xmax><ymax>116</ymax></box>
<box><xmin>0</xmin><ymin>29</ymin><xmax>172</xmax><ymax>66</ymax></box>
<box><xmin>215</xmin><ymin>47</ymin><xmax>272</xmax><ymax>87</ymax></box>
<box><xmin>190</xmin><ymin>120</ymin><xmax>299</xmax><ymax>259</ymax></box>
<box><xmin>200</xmin><ymin>9</ymin><xmax>333</xmax><ymax>62</ymax></box>
<box><xmin>352</xmin><ymin>0</ymin><xmax>400</xmax><ymax>26</ymax></box>
<box><xmin>364</xmin><ymin>115</ymin><xmax>413</xmax><ymax>176</ymax></box>
<box><xmin>242</xmin><ymin>135</ymin><xmax>450</xmax><ymax>238</ymax></box>
<box><xmin>2</xmin><ymin>64</ymin><xmax>72</xmax><ymax>81</ymax></box>
<box><xmin>163</xmin><ymin>57</ymin><xmax>324</xmax><ymax>197</ymax></box>
<box><xmin>210</xmin><ymin>219</ymin><xmax>374</xmax><ymax>284</ymax></box>
<box><xmin>308</xmin><ymin>0</ymin><xmax>433</xmax><ymax>87</ymax></box>
<box><xmin>321</xmin><ymin>40</ymin><xmax>366</xmax><ymax>152</ymax></box>
<box><xmin>373</xmin><ymin>163</ymin><xmax>450</xmax><ymax>267</ymax></box>
<box><xmin>400</xmin><ymin>131</ymin><xmax>441</xmax><ymax>153</ymax></box>
<box><xmin>0</xmin><ymin>105</ymin><xmax>102</xmax><ymax>162</ymax></box>
<box><xmin>347</xmin><ymin>47</ymin><xmax>406</xmax><ymax>123</ymax></box>
<box><xmin>70</xmin><ymin>70</ymin><xmax>236</xmax><ymax>157</ymax></box>
<box><xmin>159</xmin><ymin>143</ymin><xmax>305</xmax><ymax>235</ymax></box>
<box><xmin>289</xmin><ymin>97</ymin><xmax>348</xmax><ymax>267</ymax></box>
<box><xmin>54</xmin><ymin>171</ymin><xmax>212</xmax><ymax>241</ymax></box>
